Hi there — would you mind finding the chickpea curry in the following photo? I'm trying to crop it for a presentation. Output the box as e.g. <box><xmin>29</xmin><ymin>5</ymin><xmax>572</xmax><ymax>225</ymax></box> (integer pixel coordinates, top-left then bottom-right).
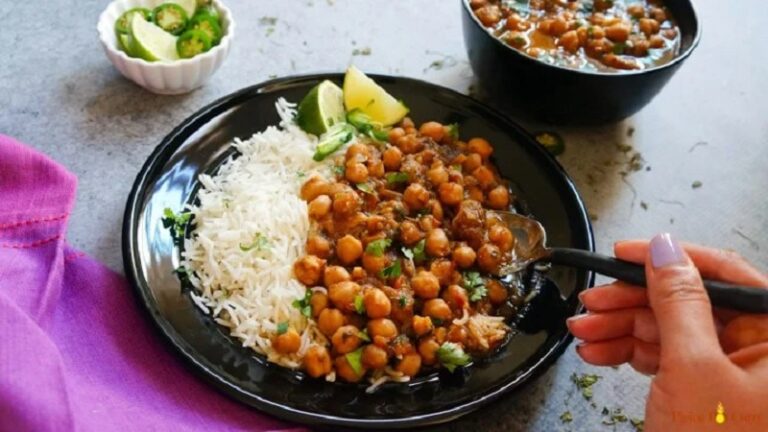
<box><xmin>291</xmin><ymin>118</ymin><xmax>526</xmax><ymax>383</ymax></box>
<box><xmin>470</xmin><ymin>0</ymin><xmax>681</xmax><ymax>71</ymax></box>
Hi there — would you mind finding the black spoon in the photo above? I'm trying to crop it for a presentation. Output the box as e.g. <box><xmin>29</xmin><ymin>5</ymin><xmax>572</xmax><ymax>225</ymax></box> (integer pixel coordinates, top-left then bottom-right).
<box><xmin>494</xmin><ymin>211</ymin><xmax>768</xmax><ymax>314</ymax></box>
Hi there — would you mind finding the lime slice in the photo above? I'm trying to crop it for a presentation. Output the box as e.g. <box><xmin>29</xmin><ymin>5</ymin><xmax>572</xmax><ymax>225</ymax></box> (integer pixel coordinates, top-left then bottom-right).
<box><xmin>343</xmin><ymin>66</ymin><xmax>409</xmax><ymax>126</ymax></box>
<box><xmin>118</xmin><ymin>33</ymin><xmax>136</xmax><ymax>56</ymax></box>
<box><xmin>168</xmin><ymin>0</ymin><xmax>197</xmax><ymax>19</ymax></box>
<box><xmin>130</xmin><ymin>13</ymin><xmax>179</xmax><ymax>62</ymax></box>
<box><xmin>296</xmin><ymin>80</ymin><xmax>346</xmax><ymax>136</ymax></box>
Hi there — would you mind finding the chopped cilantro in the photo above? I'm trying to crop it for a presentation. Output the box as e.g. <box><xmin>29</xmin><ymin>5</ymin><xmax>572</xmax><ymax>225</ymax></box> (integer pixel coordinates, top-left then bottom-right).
<box><xmin>345</xmin><ymin>347</ymin><xmax>364</xmax><ymax>375</ymax></box>
<box><xmin>291</xmin><ymin>290</ymin><xmax>313</xmax><ymax>318</ymax></box>
<box><xmin>331</xmin><ymin>164</ymin><xmax>345</xmax><ymax>177</ymax></box>
<box><xmin>379</xmin><ymin>259</ymin><xmax>402</xmax><ymax>279</ymax></box>
<box><xmin>276</xmin><ymin>322</ymin><xmax>289</xmax><ymax>335</ymax></box>
<box><xmin>398</xmin><ymin>294</ymin><xmax>408</xmax><ymax>308</ymax></box>
<box><xmin>612</xmin><ymin>42</ymin><xmax>626</xmax><ymax>54</ymax></box>
<box><xmin>559</xmin><ymin>411</ymin><xmax>573</xmax><ymax>423</ymax></box>
<box><xmin>239</xmin><ymin>232</ymin><xmax>270</xmax><ymax>252</ymax></box>
<box><xmin>437</xmin><ymin>342</ymin><xmax>470</xmax><ymax>372</ymax></box>
<box><xmin>571</xmin><ymin>373</ymin><xmax>601</xmax><ymax>400</ymax></box>
<box><xmin>692</xmin><ymin>180</ymin><xmax>703</xmax><ymax>189</ymax></box>
<box><xmin>173</xmin><ymin>266</ymin><xmax>192</xmax><ymax>284</ymax></box>
<box><xmin>356</xmin><ymin>182</ymin><xmax>375</xmax><ymax>194</ymax></box>
<box><xmin>462</xmin><ymin>271</ymin><xmax>487</xmax><ymax>301</ymax></box>
<box><xmin>431</xmin><ymin>317</ymin><xmax>444</xmax><ymax>326</ymax></box>
<box><xmin>403</xmin><ymin>239</ymin><xmax>426</xmax><ymax>264</ymax></box>
<box><xmin>385</xmin><ymin>171</ymin><xmax>409</xmax><ymax>185</ymax></box>
<box><xmin>446</xmin><ymin>123</ymin><xmax>459</xmax><ymax>141</ymax></box>
<box><xmin>162</xmin><ymin>208</ymin><xmax>191</xmax><ymax>238</ymax></box>
<box><xmin>354</xmin><ymin>294</ymin><xmax>366</xmax><ymax>314</ymax></box>
<box><xmin>358</xmin><ymin>329</ymin><xmax>370</xmax><ymax>342</ymax></box>
<box><xmin>365</xmin><ymin>238</ymin><xmax>391</xmax><ymax>257</ymax></box>
<box><xmin>630</xmin><ymin>417</ymin><xmax>645</xmax><ymax>431</ymax></box>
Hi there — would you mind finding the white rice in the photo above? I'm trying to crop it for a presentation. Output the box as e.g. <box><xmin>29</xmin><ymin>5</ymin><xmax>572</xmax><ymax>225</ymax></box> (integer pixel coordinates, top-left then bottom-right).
<box><xmin>183</xmin><ymin>98</ymin><xmax>337</xmax><ymax>368</ymax></box>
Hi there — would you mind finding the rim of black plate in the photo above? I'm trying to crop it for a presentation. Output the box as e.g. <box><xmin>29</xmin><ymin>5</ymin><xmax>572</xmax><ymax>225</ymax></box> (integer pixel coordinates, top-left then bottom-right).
<box><xmin>121</xmin><ymin>73</ymin><xmax>596</xmax><ymax>429</ymax></box>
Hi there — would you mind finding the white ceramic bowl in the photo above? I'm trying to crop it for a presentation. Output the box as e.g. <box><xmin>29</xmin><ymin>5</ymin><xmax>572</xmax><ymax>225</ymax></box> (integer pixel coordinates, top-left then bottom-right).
<box><xmin>97</xmin><ymin>0</ymin><xmax>235</xmax><ymax>95</ymax></box>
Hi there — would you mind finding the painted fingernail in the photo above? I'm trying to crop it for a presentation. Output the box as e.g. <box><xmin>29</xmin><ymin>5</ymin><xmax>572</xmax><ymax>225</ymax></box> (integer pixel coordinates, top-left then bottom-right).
<box><xmin>650</xmin><ymin>233</ymin><xmax>685</xmax><ymax>268</ymax></box>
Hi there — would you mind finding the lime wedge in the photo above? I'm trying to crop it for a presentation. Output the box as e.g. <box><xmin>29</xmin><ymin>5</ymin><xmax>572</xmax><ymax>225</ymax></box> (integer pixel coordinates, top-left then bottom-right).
<box><xmin>168</xmin><ymin>0</ymin><xmax>197</xmax><ymax>18</ymax></box>
<box><xmin>130</xmin><ymin>13</ymin><xmax>179</xmax><ymax>62</ymax></box>
<box><xmin>118</xmin><ymin>33</ymin><xmax>136</xmax><ymax>56</ymax></box>
<box><xmin>296</xmin><ymin>80</ymin><xmax>346</xmax><ymax>136</ymax></box>
<box><xmin>343</xmin><ymin>66</ymin><xmax>409</xmax><ymax>126</ymax></box>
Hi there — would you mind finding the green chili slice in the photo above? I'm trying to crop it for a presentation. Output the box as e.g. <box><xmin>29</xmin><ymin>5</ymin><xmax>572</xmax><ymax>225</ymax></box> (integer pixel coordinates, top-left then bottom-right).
<box><xmin>189</xmin><ymin>13</ymin><xmax>222</xmax><ymax>45</ymax></box>
<box><xmin>152</xmin><ymin>3</ymin><xmax>189</xmax><ymax>36</ymax></box>
<box><xmin>176</xmin><ymin>29</ymin><xmax>212</xmax><ymax>58</ymax></box>
<box><xmin>194</xmin><ymin>5</ymin><xmax>220</xmax><ymax>20</ymax></box>
<box><xmin>115</xmin><ymin>8</ymin><xmax>151</xmax><ymax>35</ymax></box>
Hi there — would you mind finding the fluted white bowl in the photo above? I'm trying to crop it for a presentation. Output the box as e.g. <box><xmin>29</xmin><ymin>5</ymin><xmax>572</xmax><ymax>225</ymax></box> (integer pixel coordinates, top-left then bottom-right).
<box><xmin>97</xmin><ymin>0</ymin><xmax>234</xmax><ymax>95</ymax></box>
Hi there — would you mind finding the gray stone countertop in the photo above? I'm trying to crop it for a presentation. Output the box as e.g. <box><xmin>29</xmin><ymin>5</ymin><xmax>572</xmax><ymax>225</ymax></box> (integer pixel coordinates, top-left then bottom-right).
<box><xmin>2</xmin><ymin>0</ymin><xmax>766</xmax><ymax>430</ymax></box>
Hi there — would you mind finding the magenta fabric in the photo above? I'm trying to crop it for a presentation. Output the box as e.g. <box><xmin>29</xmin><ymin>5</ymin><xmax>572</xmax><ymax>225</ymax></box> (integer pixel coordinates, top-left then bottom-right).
<box><xmin>0</xmin><ymin>135</ymin><xmax>303</xmax><ymax>432</ymax></box>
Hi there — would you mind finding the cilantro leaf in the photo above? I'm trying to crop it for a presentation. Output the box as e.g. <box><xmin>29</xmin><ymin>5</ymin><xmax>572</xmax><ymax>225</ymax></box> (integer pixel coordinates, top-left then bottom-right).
<box><xmin>462</xmin><ymin>271</ymin><xmax>487</xmax><ymax>301</ymax></box>
<box><xmin>356</xmin><ymin>182</ymin><xmax>375</xmax><ymax>194</ymax></box>
<box><xmin>291</xmin><ymin>290</ymin><xmax>313</xmax><ymax>318</ymax></box>
<box><xmin>437</xmin><ymin>342</ymin><xmax>471</xmax><ymax>372</ymax></box>
<box><xmin>560</xmin><ymin>411</ymin><xmax>573</xmax><ymax>423</ymax></box>
<box><xmin>239</xmin><ymin>232</ymin><xmax>270</xmax><ymax>252</ymax></box>
<box><xmin>385</xmin><ymin>172</ymin><xmax>409</xmax><ymax>185</ymax></box>
<box><xmin>398</xmin><ymin>294</ymin><xmax>408</xmax><ymax>308</ymax></box>
<box><xmin>358</xmin><ymin>329</ymin><xmax>370</xmax><ymax>342</ymax></box>
<box><xmin>379</xmin><ymin>259</ymin><xmax>402</xmax><ymax>279</ymax></box>
<box><xmin>354</xmin><ymin>294</ymin><xmax>366</xmax><ymax>315</ymax></box>
<box><xmin>571</xmin><ymin>373</ymin><xmax>601</xmax><ymax>400</ymax></box>
<box><xmin>365</xmin><ymin>238</ymin><xmax>391</xmax><ymax>257</ymax></box>
<box><xmin>162</xmin><ymin>207</ymin><xmax>191</xmax><ymax>238</ymax></box>
<box><xmin>345</xmin><ymin>347</ymin><xmax>364</xmax><ymax>375</ymax></box>
<box><xmin>403</xmin><ymin>239</ymin><xmax>426</xmax><ymax>264</ymax></box>
<box><xmin>446</xmin><ymin>123</ymin><xmax>459</xmax><ymax>141</ymax></box>
<box><xmin>276</xmin><ymin>322</ymin><xmax>289</xmax><ymax>335</ymax></box>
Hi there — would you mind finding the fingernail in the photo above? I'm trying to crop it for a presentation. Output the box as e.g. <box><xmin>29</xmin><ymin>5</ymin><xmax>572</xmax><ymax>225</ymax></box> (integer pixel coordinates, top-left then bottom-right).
<box><xmin>566</xmin><ymin>314</ymin><xmax>588</xmax><ymax>329</ymax></box>
<box><xmin>650</xmin><ymin>233</ymin><xmax>685</xmax><ymax>268</ymax></box>
<box><xmin>578</xmin><ymin>290</ymin><xmax>587</xmax><ymax>302</ymax></box>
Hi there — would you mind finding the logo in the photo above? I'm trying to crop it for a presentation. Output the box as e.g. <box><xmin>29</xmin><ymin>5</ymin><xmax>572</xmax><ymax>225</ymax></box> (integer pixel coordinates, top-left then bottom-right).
<box><xmin>715</xmin><ymin>402</ymin><xmax>726</xmax><ymax>425</ymax></box>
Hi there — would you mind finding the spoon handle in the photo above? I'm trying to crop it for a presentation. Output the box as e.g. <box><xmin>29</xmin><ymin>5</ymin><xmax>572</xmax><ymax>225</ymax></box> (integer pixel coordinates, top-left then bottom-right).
<box><xmin>547</xmin><ymin>247</ymin><xmax>768</xmax><ymax>314</ymax></box>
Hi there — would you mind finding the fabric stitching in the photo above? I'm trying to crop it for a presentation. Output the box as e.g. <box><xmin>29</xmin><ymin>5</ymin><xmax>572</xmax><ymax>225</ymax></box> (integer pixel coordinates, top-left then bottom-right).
<box><xmin>0</xmin><ymin>234</ymin><xmax>62</xmax><ymax>249</ymax></box>
<box><xmin>64</xmin><ymin>250</ymin><xmax>86</xmax><ymax>262</ymax></box>
<box><xmin>0</xmin><ymin>213</ymin><xmax>69</xmax><ymax>230</ymax></box>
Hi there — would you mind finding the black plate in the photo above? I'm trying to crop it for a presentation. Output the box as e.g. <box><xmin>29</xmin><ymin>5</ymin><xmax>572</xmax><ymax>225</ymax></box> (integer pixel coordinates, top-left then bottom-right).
<box><xmin>122</xmin><ymin>74</ymin><xmax>594</xmax><ymax>429</ymax></box>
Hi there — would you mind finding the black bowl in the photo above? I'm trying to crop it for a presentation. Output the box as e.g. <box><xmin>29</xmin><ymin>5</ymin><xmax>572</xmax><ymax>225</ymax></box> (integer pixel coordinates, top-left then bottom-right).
<box><xmin>461</xmin><ymin>0</ymin><xmax>701</xmax><ymax>124</ymax></box>
<box><xmin>122</xmin><ymin>74</ymin><xmax>594</xmax><ymax>428</ymax></box>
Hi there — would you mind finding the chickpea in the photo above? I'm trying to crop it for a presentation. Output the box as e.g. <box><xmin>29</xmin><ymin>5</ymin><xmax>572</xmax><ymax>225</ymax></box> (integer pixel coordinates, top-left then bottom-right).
<box><xmin>382</xmin><ymin>146</ymin><xmax>403</xmax><ymax>171</ymax></box>
<box><xmin>433</xmin><ymin>326</ymin><xmax>448</xmax><ymax>344</ymax></box>
<box><xmin>336</xmin><ymin>234</ymin><xmax>363</xmax><ymax>265</ymax></box>
<box><xmin>328</xmin><ymin>280</ymin><xmax>361</xmax><ymax>312</ymax></box>
<box><xmin>363</xmin><ymin>288</ymin><xmax>392</xmax><ymax>319</ymax></box>
<box><xmin>585</xmin><ymin>37</ymin><xmax>612</xmax><ymax>58</ymax></box>
<box><xmin>469</xmin><ymin>0</ymin><xmax>487</xmax><ymax>9</ymax></box>
<box><xmin>590</xmin><ymin>25</ymin><xmax>606</xmax><ymax>39</ymax></box>
<box><xmin>602</xmin><ymin>53</ymin><xmax>640</xmax><ymax>70</ymax></box>
<box><xmin>317</xmin><ymin>308</ymin><xmax>345</xmax><ymax>337</ymax></box>
<box><xmin>472</xmin><ymin>165</ymin><xmax>496</xmax><ymax>190</ymax></box>
<box><xmin>429</xmin><ymin>199</ymin><xmax>444</xmax><ymax>221</ymax></box>
<box><xmin>404</xmin><ymin>183</ymin><xmax>430</xmax><ymax>211</ymax></box>
<box><xmin>423</xmin><ymin>298</ymin><xmax>452</xmax><ymax>321</ymax></box>
<box><xmin>527</xmin><ymin>47</ymin><xmax>545</xmax><ymax>58</ymax></box>
<box><xmin>486</xmin><ymin>185</ymin><xmax>510</xmax><ymax>210</ymax></box>
<box><xmin>335</xmin><ymin>355</ymin><xmax>365</xmax><ymax>382</ymax></box>
<box><xmin>310</xmin><ymin>292</ymin><xmax>329</xmax><ymax>317</ymax></box>
<box><xmin>412</xmin><ymin>270</ymin><xmax>441</xmax><ymax>299</ymax></box>
<box><xmin>294</xmin><ymin>255</ymin><xmax>325</xmax><ymax>286</ymax></box>
<box><xmin>418</xmin><ymin>338</ymin><xmax>441</xmax><ymax>365</ymax></box>
<box><xmin>306</xmin><ymin>234</ymin><xmax>331</xmax><ymax>259</ymax></box>
<box><xmin>300</xmin><ymin>176</ymin><xmax>330</xmax><ymax>201</ymax></box>
<box><xmin>650</xmin><ymin>6</ymin><xmax>666</xmax><ymax>22</ymax></box>
<box><xmin>332</xmin><ymin>191</ymin><xmax>360</xmax><ymax>216</ymax></box>
<box><xmin>367</xmin><ymin>158</ymin><xmax>385</xmax><ymax>178</ymax></box>
<box><xmin>324</xmin><ymin>266</ymin><xmax>350</xmax><ymax>287</ymax></box>
<box><xmin>627</xmin><ymin>3</ymin><xmax>645</xmax><ymax>18</ymax></box>
<box><xmin>272</xmin><ymin>327</ymin><xmax>301</xmax><ymax>354</ymax></box>
<box><xmin>435</xmin><ymin>182</ymin><xmax>462</xmax><ymax>206</ymax></box>
<box><xmin>662</xmin><ymin>28</ymin><xmax>677</xmax><ymax>39</ymax></box>
<box><xmin>477</xmin><ymin>243</ymin><xmax>502</xmax><ymax>273</ymax></box>
<box><xmin>630</xmin><ymin>39</ymin><xmax>650</xmax><ymax>57</ymax></box>
<box><xmin>399</xmin><ymin>220</ymin><xmax>424</xmax><ymax>246</ymax></box>
<box><xmin>459</xmin><ymin>153</ymin><xmax>480</xmax><ymax>173</ymax></box>
<box><xmin>538</xmin><ymin>19</ymin><xmax>553</xmax><ymax>34</ymax></box>
<box><xmin>577</xmin><ymin>26</ymin><xmax>589</xmax><ymax>44</ymax></box>
<box><xmin>487</xmin><ymin>279</ymin><xmax>508</xmax><ymax>305</ymax></box>
<box><xmin>506</xmin><ymin>31</ymin><xmax>527</xmax><ymax>48</ymax></box>
<box><xmin>467</xmin><ymin>137</ymin><xmax>493</xmax><ymax>159</ymax></box>
<box><xmin>412</xmin><ymin>315</ymin><xmax>434</xmax><ymax>336</ymax></box>
<box><xmin>388</xmin><ymin>127</ymin><xmax>406</xmax><ymax>145</ymax></box>
<box><xmin>447</xmin><ymin>325</ymin><xmax>468</xmax><ymax>344</ymax></box>
<box><xmin>605</xmin><ymin>23</ymin><xmax>630</xmax><ymax>42</ymax></box>
<box><xmin>649</xmin><ymin>34</ymin><xmax>665</xmax><ymax>48</ymax></box>
<box><xmin>453</xmin><ymin>245</ymin><xmax>477</xmax><ymax>269</ymax></box>
<box><xmin>304</xmin><ymin>345</ymin><xmax>332</xmax><ymax>378</ymax></box>
<box><xmin>559</xmin><ymin>30</ymin><xmax>580</xmax><ymax>53</ymax></box>
<box><xmin>419</xmin><ymin>121</ymin><xmax>445</xmax><ymax>142</ymax></box>
<box><xmin>345</xmin><ymin>143</ymin><xmax>370</xmax><ymax>161</ymax></box>
<box><xmin>639</xmin><ymin>18</ymin><xmax>660</xmax><ymax>36</ymax></box>
<box><xmin>489</xmin><ymin>225</ymin><xmax>515</xmax><ymax>252</ymax></box>
<box><xmin>505</xmin><ymin>13</ymin><xmax>529</xmax><ymax>31</ymax></box>
<box><xmin>332</xmin><ymin>325</ymin><xmax>363</xmax><ymax>354</ymax></box>
<box><xmin>362</xmin><ymin>252</ymin><xmax>389</xmax><ymax>274</ymax></box>
<box><xmin>419</xmin><ymin>215</ymin><xmax>441</xmax><ymax>232</ymax></box>
<box><xmin>467</xmin><ymin>186</ymin><xmax>484</xmax><ymax>203</ymax></box>
<box><xmin>594</xmin><ymin>0</ymin><xmax>613</xmax><ymax>12</ymax></box>
<box><xmin>430</xmin><ymin>259</ymin><xmax>454</xmax><ymax>286</ymax></box>
<box><xmin>425</xmin><ymin>228</ymin><xmax>450</xmax><ymax>258</ymax></box>
<box><xmin>427</xmin><ymin>164</ymin><xmax>449</xmax><ymax>186</ymax></box>
<box><xmin>395</xmin><ymin>353</ymin><xmax>422</xmax><ymax>377</ymax></box>
<box><xmin>351</xmin><ymin>266</ymin><xmax>367</xmax><ymax>280</ymax></box>
<box><xmin>475</xmin><ymin>4</ymin><xmax>501</xmax><ymax>27</ymax></box>
<box><xmin>345</xmin><ymin>161</ymin><xmax>369</xmax><ymax>183</ymax></box>
<box><xmin>367</xmin><ymin>318</ymin><xmax>398</xmax><ymax>346</ymax></box>
<box><xmin>396</xmin><ymin>135</ymin><xmax>423</xmax><ymax>154</ymax></box>
<box><xmin>308</xmin><ymin>195</ymin><xmax>332</xmax><ymax>219</ymax></box>
<box><xmin>442</xmin><ymin>284</ymin><xmax>469</xmax><ymax>311</ymax></box>
<box><xmin>362</xmin><ymin>344</ymin><xmax>389</xmax><ymax>369</ymax></box>
<box><xmin>549</xmin><ymin>17</ymin><xmax>568</xmax><ymax>36</ymax></box>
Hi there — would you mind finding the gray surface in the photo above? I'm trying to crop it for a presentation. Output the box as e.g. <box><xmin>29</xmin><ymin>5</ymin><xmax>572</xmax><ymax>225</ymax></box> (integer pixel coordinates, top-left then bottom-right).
<box><xmin>2</xmin><ymin>0</ymin><xmax>767</xmax><ymax>430</ymax></box>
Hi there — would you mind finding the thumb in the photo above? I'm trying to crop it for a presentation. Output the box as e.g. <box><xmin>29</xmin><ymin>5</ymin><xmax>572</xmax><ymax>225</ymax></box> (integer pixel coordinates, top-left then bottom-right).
<box><xmin>646</xmin><ymin>233</ymin><xmax>722</xmax><ymax>362</ymax></box>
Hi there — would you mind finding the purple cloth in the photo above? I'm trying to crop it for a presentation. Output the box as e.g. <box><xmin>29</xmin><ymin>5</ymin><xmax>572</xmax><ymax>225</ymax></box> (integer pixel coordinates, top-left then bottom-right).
<box><xmin>0</xmin><ymin>135</ymin><xmax>303</xmax><ymax>432</ymax></box>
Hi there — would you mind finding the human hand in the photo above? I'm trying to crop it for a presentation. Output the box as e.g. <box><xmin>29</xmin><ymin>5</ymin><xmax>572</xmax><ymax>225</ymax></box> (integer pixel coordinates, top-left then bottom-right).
<box><xmin>568</xmin><ymin>233</ymin><xmax>768</xmax><ymax>431</ymax></box>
